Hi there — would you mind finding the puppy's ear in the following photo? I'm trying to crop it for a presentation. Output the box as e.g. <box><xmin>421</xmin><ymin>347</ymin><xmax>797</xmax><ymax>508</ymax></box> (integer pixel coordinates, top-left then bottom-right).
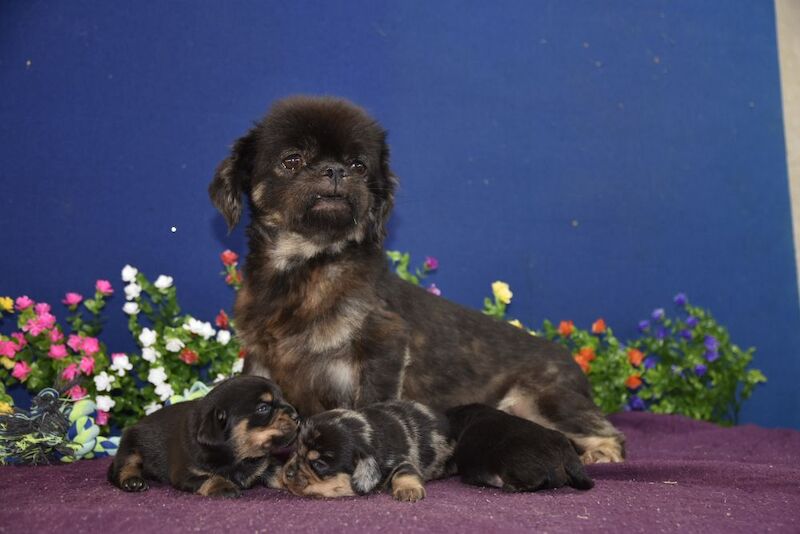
<box><xmin>197</xmin><ymin>406</ymin><xmax>228</xmax><ymax>447</ymax></box>
<box><xmin>366</xmin><ymin>133</ymin><xmax>398</xmax><ymax>243</ymax></box>
<box><xmin>209</xmin><ymin>129</ymin><xmax>258</xmax><ymax>231</ymax></box>
<box><xmin>350</xmin><ymin>449</ymin><xmax>382</xmax><ymax>495</ymax></box>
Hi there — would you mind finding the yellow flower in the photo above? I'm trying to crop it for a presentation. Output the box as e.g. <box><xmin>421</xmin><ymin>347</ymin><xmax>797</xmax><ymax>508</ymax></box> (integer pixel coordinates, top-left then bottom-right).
<box><xmin>507</xmin><ymin>319</ymin><xmax>523</xmax><ymax>329</ymax></box>
<box><xmin>0</xmin><ymin>402</ymin><xmax>12</xmax><ymax>414</ymax></box>
<box><xmin>491</xmin><ymin>281</ymin><xmax>513</xmax><ymax>305</ymax></box>
<box><xmin>0</xmin><ymin>357</ymin><xmax>14</xmax><ymax>370</ymax></box>
<box><xmin>0</xmin><ymin>297</ymin><xmax>12</xmax><ymax>313</ymax></box>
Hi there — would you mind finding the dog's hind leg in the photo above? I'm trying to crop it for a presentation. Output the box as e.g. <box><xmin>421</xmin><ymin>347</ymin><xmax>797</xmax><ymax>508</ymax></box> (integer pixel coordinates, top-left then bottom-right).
<box><xmin>497</xmin><ymin>384</ymin><xmax>625</xmax><ymax>465</ymax></box>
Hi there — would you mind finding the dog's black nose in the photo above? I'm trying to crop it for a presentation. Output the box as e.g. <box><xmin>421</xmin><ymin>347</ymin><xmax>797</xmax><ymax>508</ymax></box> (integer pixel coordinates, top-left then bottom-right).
<box><xmin>322</xmin><ymin>165</ymin><xmax>347</xmax><ymax>183</ymax></box>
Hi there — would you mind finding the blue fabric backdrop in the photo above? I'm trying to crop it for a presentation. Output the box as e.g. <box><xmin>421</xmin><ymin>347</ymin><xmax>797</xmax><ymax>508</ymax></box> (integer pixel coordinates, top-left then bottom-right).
<box><xmin>1</xmin><ymin>1</ymin><xmax>798</xmax><ymax>428</ymax></box>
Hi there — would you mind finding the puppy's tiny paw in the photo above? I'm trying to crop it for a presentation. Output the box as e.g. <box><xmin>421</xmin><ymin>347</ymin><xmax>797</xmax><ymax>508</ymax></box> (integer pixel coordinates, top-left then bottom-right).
<box><xmin>393</xmin><ymin>485</ymin><xmax>426</xmax><ymax>502</ymax></box>
<box><xmin>121</xmin><ymin>476</ymin><xmax>149</xmax><ymax>492</ymax></box>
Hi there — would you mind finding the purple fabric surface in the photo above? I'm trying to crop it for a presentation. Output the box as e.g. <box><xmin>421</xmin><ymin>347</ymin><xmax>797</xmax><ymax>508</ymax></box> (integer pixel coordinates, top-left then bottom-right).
<box><xmin>1</xmin><ymin>412</ymin><xmax>798</xmax><ymax>533</ymax></box>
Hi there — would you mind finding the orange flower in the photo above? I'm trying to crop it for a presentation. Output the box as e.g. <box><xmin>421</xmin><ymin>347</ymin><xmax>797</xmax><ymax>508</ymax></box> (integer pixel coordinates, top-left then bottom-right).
<box><xmin>591</xmin><ymin>318</ymin><xmax>606</xmax><ymax>334</ymax></box>
<box><xmin>625</xmin><ymin>374</ymin><xmax>642</xmax><ymax>389</ymax></box>
<box><xmin>558</xmin><ymin>320</ymin><xmax>575</xmax><ymax>337</ymax></box>
<box><xmin>574</xmin><ymin>354</ymin><xmax>591</xmax><ymax>374</ymax></box>
<box><xmin>627</xmin><ymin>348</ymin><xmax>644</xmax><ymax>367</ymax></box>
<box><xmin>578</xmin><ymin>346</ymin><xmax>596</xmax><ymax>362</ymax></box>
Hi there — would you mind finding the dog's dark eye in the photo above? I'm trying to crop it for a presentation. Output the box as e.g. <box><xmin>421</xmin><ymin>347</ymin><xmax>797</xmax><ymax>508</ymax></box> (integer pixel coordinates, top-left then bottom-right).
<box><xmin>282</xmin><ymin>154</ymin><xmax>303</xmax><ymax>171</ymax></box>
<box><xmin>255</xmin><ymin>403</ymin><xmax>272</xmax><ymax>415</ymax></box>
<box><xmin>349</xmin><ymin>159</ymin><xmax>366</xmax><ymax>174</ymax></box>
<box><xmin>310</xmin><ymin>459</ymin><xmax>328</xmax><ymax>473</ymax></box>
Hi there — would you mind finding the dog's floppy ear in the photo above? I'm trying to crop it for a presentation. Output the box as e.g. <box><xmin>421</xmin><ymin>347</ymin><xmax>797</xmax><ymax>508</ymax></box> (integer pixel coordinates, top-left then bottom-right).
<box><xmin>350</xmin><ymin>448</ymin><xmax>382</xmax><ymax>495</ymax></box>
<box><xmin>209</xmin><ymin>128</ymin><xmax>258</xmax><ymax>231</ymax></box>
<box><xmin>366</xmin><ymin>132</ymin><xmax>398</xmax><ymax>244</ymax></box>
<box><xmin>197</xmin><ymin>406</ymin><xmax>228</xmax><ymax>447</ymax></box>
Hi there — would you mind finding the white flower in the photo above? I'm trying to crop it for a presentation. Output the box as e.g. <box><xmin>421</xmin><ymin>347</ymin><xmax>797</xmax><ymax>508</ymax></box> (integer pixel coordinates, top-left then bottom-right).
<box><xmin>144</xmin><ymin>402</ymin><xmax>162</xmax><ymax>415</ymax></box>
<box><xmin>109</xmin><ymin>354</ymin><xmax>133</xmax><ymax>377</ymax></box>
<box><xmin>165</xmin><ymin>338</ymin><xmax>184</xmax><ymax>352</ymax></box>
<box><xmin>123</xmin><ymin>302</ymin><xmax>140</xmax><ymax>315</ymax></box>
<box><xmin>94</xmin><ymin>371</ymin><xmax>116</xmax><ymax>392</ymax></box>
<box><xmin>232</xmin><ymin>358</ymin><xmax>244</xmax><ymax>374</ymax></box>
<box><xmin>121</xmin><ymin>264</ymin><xmax>138</xmax><ymax>283</ymax></box>
<box><xmin>155</xmin><ymin>382</ymin><xmax>174</xmax><ymax>401</ymax></box>
<box><xmin>124</xmin><ymin>283</ymin><xmax>142</xmax><ymax>301</ymax></box>
<box><xmin>142</xmin><ymin>347</ymin><xmax>160</xmax><ymax>363</ymax></box>
<box><xmin>96</xmin><ymin>395</ymin><xmax>116</xmax><ymax>412</ymax></box>
<box><xmin>216</xmin><ymin>330</ymin><xmax>231</xmax><ymax>345</ymax></box>
<box><xmin>213</xmin><ymin>373</ymin><xmax>227</xmax><ymax>383</ymax></box>
<box><xmin>154</xmin><ymin>275</ymin><xmax>174</xmax><ymax>290</ymax></box>
<box><xmin>147</xmin><ymin>366</ymin><xmax>167</xmax><ymax>386</ymax></box>
<box><xmin>184</xmin><ymin>317</ymin><xmax>216</xmax><ymax>340</ymax></box>
<box><xmin>139</xmin><ymin>328</ymin><xmax>157</xmax><ymax>348</ymax></box>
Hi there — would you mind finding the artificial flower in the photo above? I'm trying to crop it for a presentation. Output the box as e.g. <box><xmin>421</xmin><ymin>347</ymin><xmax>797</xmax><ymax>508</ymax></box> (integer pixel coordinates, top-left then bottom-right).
<box><xmin>0</xmin><ymin>402</ymin><xmax>12</xmax><ymax>414</ymax></box>
<box><xmin>591</xmin><ymin>318</ymin><xmax>606</xmax><ymax>334</ymax></box>
<box><xmin>15</xmin><ymin>296</ymin><xmax>34</xmax><ymax>311</ymax></box>
<box><xmin>139</xmin><ymin>328</ymin><xmax>157</xmax><ymax>347</ymax></box>
<box><xmin>0</xmin><ymin>340</ymin><xmax>17</xmax><ymax>358</ymax></box>
<box><xmin>142</xmin><ymin>347</ymin><xmax>160</xmax><ymax>363</ymax></box>
<box><xmin>94</xmin><ymin>371</ymin><xmax>115</xmax><ymax>392</ymax></box>
<box><xmin>427</xmin><ymin>283</ymin><xmax>441</xmax><ymax>296</ymax></box>
<box><xmin>49</xmin><ymin>329</ymin><xmax>64</xmax><ymax>343</ymax></box>
<box><xmin>577</xmin><ymin>346</ymin><xmax>596</xmax><ymax>362</ymax></box>
<box><xmin>179</xmin><ymin>348</ymin><xmax>199</xmax><ymax>365</ymax></box>
<box><xmin>686</xmin><ymin>316</ymin><xmax>699</xmax><ymax>328</ymax></box>
<box><xmin>123</xmin><ymin>302</ymin><xmax>140</xmax><ymax>315</ymax></box>
<box><xmin>694</xmin><ymin>364</ymin><xmax>708</xmax><ymax>377</ymax></box>
<box><xmin>96</xmin><ymin>280</ymin><xmax>113</xmax><ymax>295</ymax></box>
<box><xmin>11</xmin><ymin>332</ymin><xmax>26</xmax><ymax>348</ymax></box>
<box><xmin>148</xmin><ymin>366</ymin><xmax>167</xmax><ymax>386</ymax></box>
<box><xmin>0</xmin><ymin>357</ymin><xmax>14</xmax><ymax>370</ymax></box>
<box><xmin>215</xmin><ymin>310</ymin><xmax>229</xmax><ymax>329</ymax></box>
<box><xmin>508</xmin><ymin>319</ymin><xmax>523</xmax><ymax>329</ymax></box>
<box><xmin>673</xmin><ymin>293</ymin><xmax>688</xmax><ymax>307</ymax></box>
<box><xmin>557</xmin><ymin>320</ymin><xmax>574</xmax><ymax>337</ymax></box>
<box><xmin>11</xmin><ymin>360</ymin><xmax>32</xmax><ymax>381</ymax></box>
<box><xmin>95</xmin><ymin>395</ymin><xmax>116</xmax><ymax>412</ymax></box>
<box><xmin>124</xmin><ymin>283</ymin><xmax>142</xmax><ymax>300</ymax></box>
<box><xmin>62</xmin><ymin>292</ymin><xmax>83</xmax><ymax>307</ymax></box>
<box><xmin>491</xmin><ymin>281</ymin><xmax>513</xmax><ymax>305</ymax></box>
<box><xmin>155</xmin><ymin>382</ymin><xmax>174</xmax><ymax>401</ymax></box>
<box><xmin>573</xmin><ymin>354</ymin><xmax>590</xmax><ymax>374</ymax></box>
<box><xmin>48</xmin><ymin>344</ymin><xmax>68</xmax><ymax>360</ymax></box>
<box><xmin>232</xmin><ymin>358</ymin><xmax>244</xmax><ymax>374</ymax></box>
<box><xmin>625</xmin><ymin>374</ymin><xmax>643</xmax><ymax>390</ymax></box>
<box><xmin>627</xmin><ymin>348</ymin><xmax>644</xmax><ymax>367</ymax></box>
<box><xmin>165</xmin><ymin>338</ymin><xmax>185</xmax><ymax>352</ymax></box>
<box><xmin>643</xmin><ymin>356</ymin><xmax>659</xmax><ymax>369</ymax></box>
<box><xmin>95</xmin><ymin>410</ymin><xmax>110</xmax><ymax>426</ymax></box>
<box><xmin>121</xmin><ymin>264</ymin><xmax>139</xmax><ymax>283</ymax></box>
<box><xmin>706</xmin><ymin>351</ymin><xmax>720</xmax><ymax>363</ymax></box>
<box><xmin>184</xmin><ymin>318</ymin><xmax>216</xmax><ymax>340</ymax></box>
<box><xmin>154</xmin><ymin>275</ymin><xmax>174</xmax><ymax>290</ymax></box>
<box><xmin>0</xmin><ymin>296</ymin><xmax>13</xmax><ymax>312</ymax></box>
<box><xmin>79</xmin><ymin>356</ymin><xmax>95</xmax><ymax>375</ymax></box>
<box><xmin>62</xmin><ymin>363</ymin><xmax>80</xmax><ymax>381</ymax></box>
<box><xmin>637</xmin><ymin>320</ymin><xmax>650</xmax><ymax>332</ymax></box>
<box><xmin>144</xmin><ymin>402</ymin><xmax>162</xmax><ymax>415</ymax></box>
<box><xmin>651</xmin><ymin>308</ymin><xmax>665</xmax><ymax>322</ymax></box>
<box><xmin>67</xmin><ymin>334</ymin><xmax>83</xmax><ymax>352</ymax></box>
<box><xmin>67</xmin><ymin>385</ymin><xmax>87</xmax><ymax>400</ymax></box>
<box><xmin>225</xmin><ymin>271</ymin><xmax>243</xmax><ymax>285</ymax></box>
<box><xmin>81</xmin><ymin>336</ymin><xmax>100</xmax><ymax>356</ymax></box>
<box><xmin>109</xmin><ymin>353</ymin><xmax>133</xmax><ymax>376</ymax></box>
<box><xmin>221</xmin><ymin>250</ymin><xmax>239</xmax><ymax>266</ymax></box>
<box><xmin>423</xmin><ymin>256</ymin><xmax>439</xmax><ymax>271</ymax></box>
<box><xmin>655</xmin><ymin>327</ymin><xmax>667</xmax><ymax>340</ymax></box>
<box><xmin>217</xmin><ymin>330</ymin><xmax>231</xmax><ymax>345</ymax></box>
<box><xmin>627</xmin><ymin>396</ymin><xmax>646</xmax><ymax>411</ymax></box>
<box><xmin>34</xmin><ymin>302</ymin><xmax>51</xmax><ymax>315</ymax></box>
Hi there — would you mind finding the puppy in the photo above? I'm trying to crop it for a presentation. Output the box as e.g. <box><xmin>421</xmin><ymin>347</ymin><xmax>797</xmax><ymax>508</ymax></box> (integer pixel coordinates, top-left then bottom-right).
<box><xmin>280</xmin><ymin>401</ymin><xmax>453</xmax><ymax>501</ymax></box>
<box><xmin>108</xmin><ymin>375</ymin><xmax>298</xmax><ymax>497</ymax></box>
<box><xmin>209</xmin><ymin>95</ymin><xmax>624</xmax><ymax>464</ymax></box>
<box><xmin>447</xmin><ymin>404</ymin><xmax>593</xmax><ymax>492</ymax></box>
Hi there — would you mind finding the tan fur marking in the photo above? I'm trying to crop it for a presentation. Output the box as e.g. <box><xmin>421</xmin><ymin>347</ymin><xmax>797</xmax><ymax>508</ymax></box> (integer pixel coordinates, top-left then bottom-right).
<box><xmin>197</xmin><ymin>475</ymin><xmax>237</xmax><ymax>497</ymax></box>
<box><xmin>570</xmin><ymin>435</ymin><xmax>624</xmax><ymax>464</ymax></box>
<box><xmin>307</xmin><ymin>450</ymin><xmax>320</xmax><ymax>461</ymax></box>
<box><xmin>260</xmin><ymin>392</ymin><xmax>274</xmax><ymax>403</ymax></box>
<box><xmin>119</xmin><ymin>452</ymin><xmax>143</xmax><ymax>482</ymax></box>
<box><xmin>301</xmin><ymin>472</ymin><xmax>355</xmax><ymax>498</ymax></box>
<box><xmin>391</xmin><ymin>473</ymin><xmax>426</xmax><ymax>502</ymax></box>
<box><xmin>231</xmin><ymin>418</ymin><xmax>293</xmax><ymax>460</ymax></box>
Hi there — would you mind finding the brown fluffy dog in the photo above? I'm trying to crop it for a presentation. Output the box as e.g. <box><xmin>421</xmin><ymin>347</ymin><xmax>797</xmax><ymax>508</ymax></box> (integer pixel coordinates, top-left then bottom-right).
<box><xmin>209</xmin><ymin>96</ymin><xmax>624</xmax><ymax>464</ymax></box>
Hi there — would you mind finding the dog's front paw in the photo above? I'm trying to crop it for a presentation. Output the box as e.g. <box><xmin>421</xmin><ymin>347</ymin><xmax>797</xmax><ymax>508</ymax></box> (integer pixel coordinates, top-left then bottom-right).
<box><xmin>391</xmin><ymin>473</ymin><xmax>426</xmax><ymax>502</ymax></box>
<box><xmin>197</xmin><ymin>475</ymin><xmax>241</xmax><ymax>498</ymax></box>
<box><xmin>121</xmin><ymin>476</ymin><xmax>149</xmax><ymax>492</ymax></box>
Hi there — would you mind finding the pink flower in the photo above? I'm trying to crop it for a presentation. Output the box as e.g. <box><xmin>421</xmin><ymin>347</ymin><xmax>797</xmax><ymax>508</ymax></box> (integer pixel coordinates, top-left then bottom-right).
<box><xmin>11</xmin><ymin>332</ymin><xmax>26</xmax><ymax>348</ymax></box>
<box><xmin>0</xmin><ymin>340</ymin><xmax>17</xmax><ymax>358</ymax></box>
<box><xmin>50</xmin><ymin>329</ymin><xmax>64</xmax><ymax>343</ymax></box>
<box><xmin>49</xmin><ymin>344</ymin><xmax>68</xmax><ymax>359</ymax></box>
<box><xmin>22</xmin><ymin>313</ymin><xmax>55</xmax><ymax>336</ymax></box>
<box><xmin>15</xmin><ymin>296</ymin><xmax>33</xmax><ymax>311</ymax></box>
<box><xmin>79</xmin><ymin>356</ymin><xmax>95</xmax><ymax>375</ymax></box>
<box><xmin>62</xmin><ymin>292</ymin><xmax>83</xmax><ymax>307</ymax></box>
<box><xmin>81</xmin><ymin>337</ymin><xmax>100</xmax><ymax>356</ymax></box>
<box><xmin>35</xmin><ymin>302</ymin><xmax>51</xmax><ymax>316</ymax></box>
<box><xmin>95</xmin><ymin>410</ymin><xmax>110</xmax><ymax>425</ymax></box>
<box><xmin>95</xmin><ymin>280</ymin><xmax>113</xmax><ymax>295</ymax></box>
<box><xmin>67</xmin><ymin>334</ymin><xmax>83</xmax><ymax>352</ymax></box>
<box><xmin>427</xmin><ymin>283</ymin><xmax>442</xmax><ymax>296</ymax></box>
<box><xmin>424</xmin><ymin>256</ymin><xmax>439</xmax><ymax>271</ymax></box>
<box><xmin>67</xmin><ymin>385</ymin><xmax>87</xmax><ymax>400</ymax></box>
<box><xmin>62</xmin><ymin>363</ymin><xmax>80</xmax><ymax>381</ymax></box>
<box><xmin>11</xmin><ymin>361</ymin><xmax>32</xmax><ymax>381</ymax></box>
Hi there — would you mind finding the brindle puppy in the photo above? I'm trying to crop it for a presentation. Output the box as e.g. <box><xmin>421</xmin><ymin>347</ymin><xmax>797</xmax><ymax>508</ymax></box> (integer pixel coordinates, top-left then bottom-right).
<box><xmin>108</xmin><ymin>375</ymin><xmax>298</xmax><ymax>497</ymax></box>
<box><xmin>281</xmin><ymin>401</ymin><xmax>453</xmax><ymax>501</ymax></box>
<box><xmin>208</xmin><ymin>95</ymin><xmax>624</xmax><ymax>464</ymax></box>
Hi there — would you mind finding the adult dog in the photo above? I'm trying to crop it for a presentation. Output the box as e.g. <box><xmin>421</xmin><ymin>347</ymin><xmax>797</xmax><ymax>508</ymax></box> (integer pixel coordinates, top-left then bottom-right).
<box><xmin>209</xmin><ymin>96</ymin><xmax>624</xmax><ymax>464</ymax></box>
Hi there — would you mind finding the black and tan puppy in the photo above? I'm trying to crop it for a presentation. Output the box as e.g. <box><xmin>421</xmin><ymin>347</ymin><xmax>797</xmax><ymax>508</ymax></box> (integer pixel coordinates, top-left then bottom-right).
<box><xmin>280</xmin><ymin>401</ymin><xmax>453</xmax><ymax>502</ymax></box>
<box><xmin>108</xmin><ymin>375</ymin><xmax>298</xmax><ymax>497</ymax></box>
<box><xmin>209</xmin><ymin>95</ymin><xmax>624</xmax><ymax>464</ymax></box>
<box><xmin>447</xmin><ymin>404</ymin><xmax>593</xmax><ymax>492</ymax></box>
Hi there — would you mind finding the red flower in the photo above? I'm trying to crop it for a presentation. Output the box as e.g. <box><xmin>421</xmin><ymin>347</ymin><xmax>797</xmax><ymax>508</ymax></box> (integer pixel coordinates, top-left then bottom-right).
<box><xmin>557</xmin><ymin>320</ymin><xmax>575</xmax><ymax>337</ymax></box>
<box><xmin>215</xmin><ymin>310</ymin><xmax>229</xmax><ymax>329</ymax></box>
<box><xmin>221</xmin><ymin>250</ymin><xmax>239</xmax><ymax>266</ymax></box>
<box><xmin>573</xmin><ymin>354</ymin><xmax>591</xmax><ymax>374</ymax></box>
<box><xmin>577</xmin><ymin>346</ymin><xmax>596</xmax><ymax>362</ymax></box>
<box><xmin>238</xmin><ymin>349</ymin><xmax>247</xmax><ymax>359</ymax></box>
<box><xmin>627</xmin><ymin>348</ymin><xmax>644</xmax><ymax>367</ymax></box>
<box><xmin>625</xmin><ymin>374</ymin><xmax>643</xmax><ymax>390</ymax></box>
<box><xmin>591</xmin><ymin>318</ymin><xmax>606</xmax><ymax>334</ymax></box>
<box><xmin>179</xmin><ymin>348</ymin><xmax>199</xmax><ymax>365</ymax></box>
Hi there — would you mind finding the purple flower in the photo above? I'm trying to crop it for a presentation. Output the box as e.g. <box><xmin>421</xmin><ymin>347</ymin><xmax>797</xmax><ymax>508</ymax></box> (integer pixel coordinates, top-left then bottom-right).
<box><xmin>680</xmin><ymin>329</ymin><xmax>693</xmax><ymax>340</ymax></box>
<box><xmin>694</xmin><ymin>364</ymin><xmax>707</xmax><ymax>377</ymax></box>
<box><xmin>627</xmin><ymin>396</ymin><xmax>646</xmax><ymax>411</ymax></box>
<box><xmin>643</xmin><ymin>356</ymin><xmax>659</xmax><ymax>369</ymax></box>
<box><xmin>638</xmin><ymin>320</ymin><xmax>650</xmax><ymax>332</ymax></box>
<box><xmin>426</xmin><ymin>283</ymin><xmax>441</xmax><ymax>296</ymax></box>
<box><xmin>655</xmin><ymin>326</ymin><xmax>667</xmax><ymax>340</ymax></box>
<box><xmin>705</xmin><ymin>350</ymin><xmax>720</xmax><ymax>363</ymax></box>
<box><xmin>651</xmin><ymin>308</ymin><xmax>665</xmax><ymax>322</ymax></box>
<box><xmin>704</xmin><ymin>335</ymin><xmax>719</xmax><ymax>352</ymax></box>
<box><xmin>423</xmin><ymin>256</ymin><xmax>439</xmax><ymax>271</ymax></box>
<box><xmin>673</xmin><ymin>293</ymin><xmax>688</xmax><ymax>307</ymax></box>
<box><xmin>686</xmin><ymin>316</ymin><xmax>699</xmax><ymax>329</ymax></box>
